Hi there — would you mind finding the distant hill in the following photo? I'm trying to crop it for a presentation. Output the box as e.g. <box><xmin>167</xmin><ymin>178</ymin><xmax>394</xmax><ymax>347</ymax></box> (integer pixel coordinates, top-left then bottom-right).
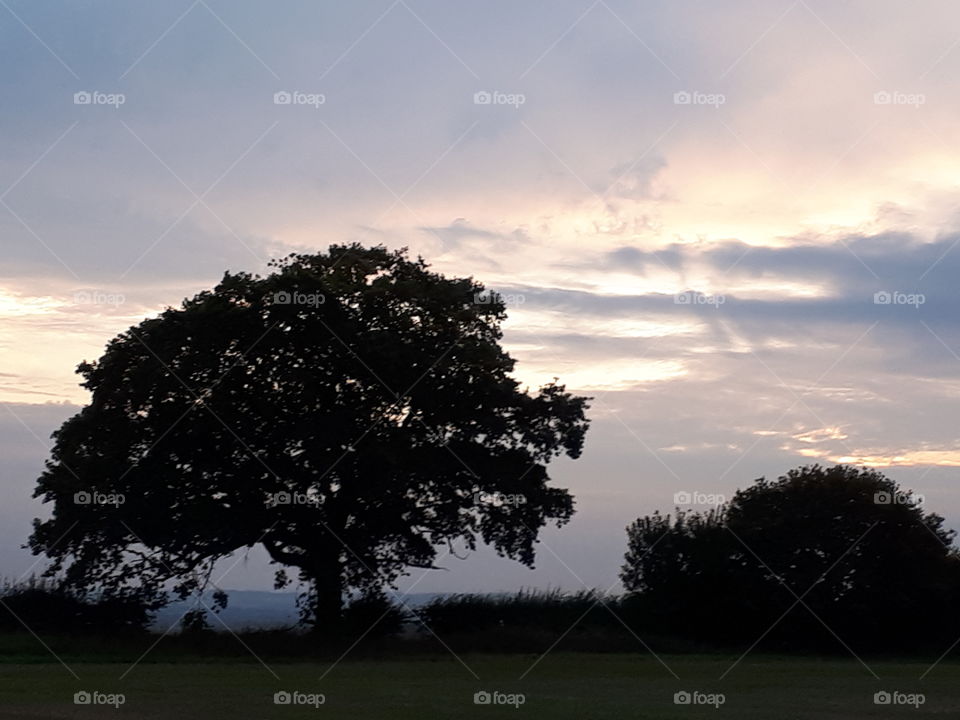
<box><xmin>152</xmin><ymin>590</ymin><xmax>443</xmax><ymax>631</ymax></box>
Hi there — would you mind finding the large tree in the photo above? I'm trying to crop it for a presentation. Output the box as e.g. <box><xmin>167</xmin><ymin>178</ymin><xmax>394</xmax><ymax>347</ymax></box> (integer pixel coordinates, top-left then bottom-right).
<box><xmin>621</xmin><ymin>465</ymin><xmax>960</xmax><ymax>651</ymax></box>
<box><xmin>30</xmin><ymin>245</ymin><xmax>590</xmax><ymax>629</ymax></box>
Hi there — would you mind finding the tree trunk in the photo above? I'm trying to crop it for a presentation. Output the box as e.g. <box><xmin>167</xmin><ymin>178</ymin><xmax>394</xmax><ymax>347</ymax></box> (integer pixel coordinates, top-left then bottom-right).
<box><xmin>311</xmin><ymin>550</ymin><xmax>344</xmax><ymax>636</ymax></box>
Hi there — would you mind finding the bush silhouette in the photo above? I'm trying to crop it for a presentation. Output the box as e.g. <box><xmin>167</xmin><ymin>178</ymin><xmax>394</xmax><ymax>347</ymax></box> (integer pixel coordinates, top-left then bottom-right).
<box><xmin>621</xmin><ymin>465</ymin><xmax>960</xmax><ymax>652</ymax></box>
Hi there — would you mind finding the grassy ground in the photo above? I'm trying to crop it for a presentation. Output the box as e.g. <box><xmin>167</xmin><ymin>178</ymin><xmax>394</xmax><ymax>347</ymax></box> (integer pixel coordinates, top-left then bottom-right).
<box><xmin>0</xmin><ymin>652</ymin><xmax>955</xmax><ymax>718</ymax></box>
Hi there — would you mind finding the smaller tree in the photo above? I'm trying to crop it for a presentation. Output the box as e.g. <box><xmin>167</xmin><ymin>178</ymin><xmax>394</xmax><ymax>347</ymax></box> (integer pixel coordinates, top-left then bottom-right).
<box><xmin>621</xmin><ymin>465</ymin><xmax>960</xmax><ymax>651</ymax></box>
<box><xmin>620</xmin><ymin>508</ymin><xmax>747</xmax><ymax>643</ymax></box>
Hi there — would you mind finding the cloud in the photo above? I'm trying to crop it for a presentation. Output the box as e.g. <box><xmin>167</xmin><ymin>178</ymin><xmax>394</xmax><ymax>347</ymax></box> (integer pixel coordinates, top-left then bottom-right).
<box><xmin>6</xmin><ymin>0</ymin><xmax>960</xmax><ymax>593</ymax></box>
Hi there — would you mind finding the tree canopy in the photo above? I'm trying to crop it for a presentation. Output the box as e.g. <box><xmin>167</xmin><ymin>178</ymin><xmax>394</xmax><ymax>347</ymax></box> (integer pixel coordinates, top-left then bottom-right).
<box><xmin>621</xmin><ymin>465</ymin><xmax>960</xmax><ymax>651</ymax></box>
<box><xmin>30</xmin><ymin>244</ymin><xmax>590</xmax><ymax>629</ymax></box>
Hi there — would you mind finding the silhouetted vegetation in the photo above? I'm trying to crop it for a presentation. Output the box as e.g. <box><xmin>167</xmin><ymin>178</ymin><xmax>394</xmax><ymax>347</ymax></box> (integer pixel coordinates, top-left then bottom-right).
<box><xmin>0</xmin><ymin>577</ymin><xmax>150</xmax><ymax>635</ymax></box>
<box><xmin>10</xmin><ymin>240</ymin><xmax>956</xmax><ymax>657</ymax></box>
<box><xmin>341</xmin><ymin>590</ymin><xmax>409</xmax><ymax>639</ymax></box>
<box><xmin>621</xmin><ymin>465</ymin><xmax>960</xmax><ymax>653</ymax></box>
<box><xmin>29</xmin><ymin>245</ymin><xmax>590</xmax><ymax>633</ymax></box>
<box><xmin>8</xmin><ymin>462</ymin><xmax>958</xmax><ymax>660</ymax></box>
<box><xmin>420</xmin><ymin>589</ymin><xmax>615</xmax><ymax>635</ymax></box>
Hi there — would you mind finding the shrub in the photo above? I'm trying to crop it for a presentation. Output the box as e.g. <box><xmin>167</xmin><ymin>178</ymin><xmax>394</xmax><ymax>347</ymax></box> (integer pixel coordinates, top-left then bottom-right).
<box><xmin>0</xmin><ymin>576</ymin><xmax>151</xmax><ymax>634</ymax></box>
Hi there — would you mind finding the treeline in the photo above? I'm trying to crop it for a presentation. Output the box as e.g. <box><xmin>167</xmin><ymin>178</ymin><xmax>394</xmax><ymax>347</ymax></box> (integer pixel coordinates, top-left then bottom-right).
<box><xmin>5</xmin><ymin>465</ymin><xmax>959</xmax><ymax>656</ymax></box>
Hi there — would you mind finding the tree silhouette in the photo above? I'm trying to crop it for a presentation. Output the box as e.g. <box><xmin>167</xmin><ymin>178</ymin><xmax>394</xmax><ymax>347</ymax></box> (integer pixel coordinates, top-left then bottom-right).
<box><xmin>621</xmin><ymin>465</ymin><xmax>960</xmax><ymax>651</ymax></box>
<box><xmin>30</xmin><ymin>245</ymin><xmax>590</xmax><ymax>630</ymax></box>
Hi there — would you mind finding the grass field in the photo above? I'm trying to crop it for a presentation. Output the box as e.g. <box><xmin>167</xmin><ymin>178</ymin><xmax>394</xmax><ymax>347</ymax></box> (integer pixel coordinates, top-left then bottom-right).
<box><xmin>0</xmin><ymin>652</ymin><xmax>954</xmax><ymax>718</ymax></box>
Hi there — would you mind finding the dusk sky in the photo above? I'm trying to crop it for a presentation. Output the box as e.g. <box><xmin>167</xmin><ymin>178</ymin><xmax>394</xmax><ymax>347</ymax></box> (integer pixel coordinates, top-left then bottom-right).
<box><xmin>3</xmin><ymin>0</ymin><xmax>960</xmax><ymax>596</ymax></box>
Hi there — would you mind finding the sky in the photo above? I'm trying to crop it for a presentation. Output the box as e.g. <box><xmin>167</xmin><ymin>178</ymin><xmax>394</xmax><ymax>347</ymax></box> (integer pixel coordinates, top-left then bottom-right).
<box><xmin>2</xmin><ymin>0</ymin><xmax>960</xmax><ymax>596</ymax></box>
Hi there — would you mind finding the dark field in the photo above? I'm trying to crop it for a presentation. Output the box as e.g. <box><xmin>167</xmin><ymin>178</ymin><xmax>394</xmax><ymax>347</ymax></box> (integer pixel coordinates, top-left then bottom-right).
<box><xmin>0</xmin><ymin>652</ymin><xmax>953</xmax><ymax>719</ymax></box>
